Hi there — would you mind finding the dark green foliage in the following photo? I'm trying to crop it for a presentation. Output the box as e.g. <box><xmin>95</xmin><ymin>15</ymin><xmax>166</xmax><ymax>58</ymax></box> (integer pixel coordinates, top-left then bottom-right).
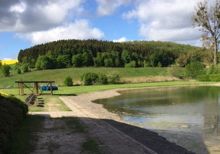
<box><xmin>108</xmin><ymin>74</ymin><xmax>120</xmax><ymax>84</ymax></box>
<box><xmin>176</xmin><ymin>49</ymin><xmax>212</xmax><ymax>67</ymax></box>
<box><xmin>22</xmin><ymin>63</ymin><xmax>30</xmax><ymax>73</ymax></box>
<box><xmin>72</xmin><ymin>54</ymin><xmax>83</xmax><ymax>67</ymax></box>
<box><xmin>0</xmin><ymin>95</ymin><xmax>28</xmax><ymax>154</ymax></box>
<box><xmin>81</xmin><ymin>51</ymin><xmax>94</xmax><ymax>66</ymax></box>
<box><xmin>1</xmin><ymin>65</ymin><xmax>11</xmax><ymax>77</ymax></box>
<box><xmin>64</xmin><ymin>76</ymin><xmax>73</xmax><ymax>86</ymax></box>
<box><xmin>35</xmin><ymin>55</ymin><xmax>55</xmax><ymax>70</ymax></box>
<box><xmin>121</xmin><ymin>50</ymin><xmax>132</xmax><ymax>64</ymax></box>
<box><xmin>104</xmin><ymin>58</ymin><xmax>114</xmax><ymax>67</ymax></box>
<box><xmin>81</xmin><ymin>72</ymin><xmax>120</xmax><ymax>85</ymax></box>
<box><xmin>18</xmin><ymin>39</ymin><xmax>202</xmax><ymax>69</ymax></box>
<box><xmin>81</xmin><ymin>73</ymin><xmax>99</xmax><ymax>85</ymax></box>
<box><xmin>147</xmin><ymin>50</ymin><xmax>177</xmax><ymax>67</ymax></box>
<box><xmin>56</xmin><ymin>55</ymin><xmax>71</xmax><ymax>68</ymax></box>
<box><xmin>186</xmin><ymin>62</ymin><xmax>204</xmax><ymax>78</ymax></box>
<box><xmin>197</xmin><ymin>74</ymin><xmax>210</xmax><ymax>81</ymax></box>
<box><xmin>17</xmin><ymin>68</ymin><xmax>22</xmax><ymax>74</ymax></box>
<box><xmin>97</xmin><ymin>74</ymin><xmax>108</xmax><ymax>85</ymax></box>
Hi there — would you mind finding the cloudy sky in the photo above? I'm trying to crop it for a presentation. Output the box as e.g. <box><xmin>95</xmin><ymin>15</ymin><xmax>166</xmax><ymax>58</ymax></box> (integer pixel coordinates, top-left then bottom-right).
<box><xmin>0</xmin><ymin>0</ymin><xmax>202</xmax><ymax>59</ymax></box>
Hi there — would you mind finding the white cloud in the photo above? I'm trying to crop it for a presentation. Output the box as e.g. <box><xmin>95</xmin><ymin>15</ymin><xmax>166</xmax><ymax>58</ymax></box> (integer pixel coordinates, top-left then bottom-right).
<box><xmin>124</xmin><ymin>0</ymin><xmax>203</xmax><ymax>44</ymax></box>
<box><xmin>22</xmin><ymin>20</ymin><xmax>104</xmax><ymax>44</ymax></box>
<box><xmin>113</xmin><ymin>37</ymin><xmax>127</xmax><ymax>42</ymax></box>
<box><xmin>96</xmin><ymin>0</ymin><xmax>131</xmax><ymax>16</ymax></box>
<box><xmin>0</xmin><ymin>0</ymin><xmax>84</xmax><ymax>32</ymax></box>
<box><xmin>9</xmin><ymin>2</ymin><xmax>26</xmax><ymax>13</ymax></box>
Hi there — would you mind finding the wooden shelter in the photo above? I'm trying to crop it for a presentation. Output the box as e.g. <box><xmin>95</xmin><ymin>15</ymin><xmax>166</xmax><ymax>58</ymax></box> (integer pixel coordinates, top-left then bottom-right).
<box><xmin>15</xmin><ymin>80</ymin><xmax>55</xmax><ymax>95</ymax></box>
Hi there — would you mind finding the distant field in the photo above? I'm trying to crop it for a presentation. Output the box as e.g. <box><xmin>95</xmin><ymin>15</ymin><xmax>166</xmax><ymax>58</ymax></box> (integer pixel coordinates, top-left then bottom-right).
<box><xmin>1</xmin><ymin>59</ymin><xmax>18</xmax><ymax>65</ymax></box>
<box><xmin>0</xmin><ymin>67</ymin><xmax>176</xmax><ymax>88</ymax></box>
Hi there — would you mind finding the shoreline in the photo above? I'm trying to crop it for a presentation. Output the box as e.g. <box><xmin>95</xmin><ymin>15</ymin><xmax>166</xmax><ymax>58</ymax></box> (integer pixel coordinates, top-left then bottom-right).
<box><xmin>60</xmin><ymin>88</ymin><xmax>194</xmax><ymax>154</ymax></box>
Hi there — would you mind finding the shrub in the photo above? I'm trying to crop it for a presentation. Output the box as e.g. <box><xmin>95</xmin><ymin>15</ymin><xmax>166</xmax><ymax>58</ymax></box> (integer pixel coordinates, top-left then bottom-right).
<box><xmin>17</xmin><ymin>68</ymin><xmax>21</xmax><ymax>74</ymax></box>
<box><xmin>207</xmin><ymin>65</ymin><xmax>220</xmax><ymax>74</ymax></box>
<box><xmin>97</xmin><ymin>74</ymin><xmax>108</xmax><ymax>84</ymax></box>
<box><xmin>185</xmin><ymin>62</ymin><xmax>204</xmax><ymax>78</ymax></box>
<box><xmin>22</xmin><ymin>63</ymin><xmax>29</xmax><ymax>73</ymax></box>
<box><xmin>1</xmin><ymin>65</ymin><xmax>11</xmax><ymax>77</ymax></box>
<box><xmin>108</xmin><ymin>74</ymin><xmax>120</xmax><ymax>84</ymax></box>
<box><xmin>0</xmin><ymin>95</ymin><xmax>28</xmax><ymax>153</ymax></box>
<box><xmin>64</xmin><ymin>76</ymin><xmax>73</xmax><ymax>86</ymax></box>
<box><xmin>197</xmin><ymin>74</ymin><xmax>210</xmax><ymax>81</ymax></box>
<box><xmin>81</xmin><ymin>73</ymin><xmax>99</xmax><ymax>85</ymax></box>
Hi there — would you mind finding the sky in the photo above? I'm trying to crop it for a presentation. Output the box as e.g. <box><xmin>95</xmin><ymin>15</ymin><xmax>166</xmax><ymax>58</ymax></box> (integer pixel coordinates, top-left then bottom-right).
<box><xmin>0</xmin><ymin>0</ymin><xmax>203</xmax><ymax>60</ymax></box>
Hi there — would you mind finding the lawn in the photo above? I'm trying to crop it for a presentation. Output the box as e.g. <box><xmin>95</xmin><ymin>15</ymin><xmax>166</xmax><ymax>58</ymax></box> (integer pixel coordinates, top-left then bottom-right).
<box><xmin>0</xmin><ymin>67</ymin><xmax>174</xmax><ymax>88</ymax></box>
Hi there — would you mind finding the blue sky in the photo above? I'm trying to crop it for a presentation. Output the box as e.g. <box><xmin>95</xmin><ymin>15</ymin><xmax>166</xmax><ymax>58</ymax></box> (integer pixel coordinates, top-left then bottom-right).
<box><xmin>0</xmin><ymin>0</ymin><xmax>202</xmax><ymax>60</ymax></box>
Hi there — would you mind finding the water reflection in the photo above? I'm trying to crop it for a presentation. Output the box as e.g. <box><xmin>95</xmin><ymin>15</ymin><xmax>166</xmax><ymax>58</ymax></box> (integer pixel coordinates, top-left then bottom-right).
<box><xmin>95</xmin><ymin>86</ymin><xmax>220</xmax><ymax>153</ymax></box>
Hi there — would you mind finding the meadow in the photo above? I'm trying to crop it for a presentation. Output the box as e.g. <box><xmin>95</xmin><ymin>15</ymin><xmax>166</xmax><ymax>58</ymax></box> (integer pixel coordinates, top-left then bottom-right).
<box><xmin>0</xmin><ymin>67</ymin><xmax>178</xmax><ymax>88</ymax></box>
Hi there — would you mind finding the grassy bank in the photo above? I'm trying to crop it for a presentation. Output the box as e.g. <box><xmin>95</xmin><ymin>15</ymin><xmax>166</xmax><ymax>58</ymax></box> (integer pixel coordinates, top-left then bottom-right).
<box><xmin>0</xmin><ymin>67</ymin><xmax>174</xmax><ymax>88</ymax></box>
<box><xmin>1</xmin><ymin>80</ymin><xmax>209</xmax><ymax>96</ymax></box>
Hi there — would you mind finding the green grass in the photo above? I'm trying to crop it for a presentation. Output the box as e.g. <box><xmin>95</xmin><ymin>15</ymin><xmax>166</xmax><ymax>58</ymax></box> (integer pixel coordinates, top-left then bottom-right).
<box><xmin>9</xmin><ymin>115</ymin><xmax>45</xmax><ymax>154</ymax></box>
<box><xmin>1</xmin><ymin>80</ymin><xmax>210</xmax><ymax>96</ymax></box>
<box><xmin>0</xmin><ymin>80</ymin><xmax>213</xmax><ymax>112</ymax></box>
<box><xmin>0</xmin><ymin>67</ymin><xmax>171</xmax><ymax>88</ymax></box>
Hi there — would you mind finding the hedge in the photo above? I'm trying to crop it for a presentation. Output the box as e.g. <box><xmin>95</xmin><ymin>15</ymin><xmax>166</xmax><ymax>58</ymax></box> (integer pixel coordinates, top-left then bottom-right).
<box><xmin>0</xmin><ymin>95</ymin><xmax>28</xmax><ymax>153</ymax></box>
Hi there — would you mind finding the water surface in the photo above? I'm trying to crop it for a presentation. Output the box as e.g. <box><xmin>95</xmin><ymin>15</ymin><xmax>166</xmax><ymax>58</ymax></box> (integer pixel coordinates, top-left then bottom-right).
<box><xmin>95</xmin><ymin>86</ymin><xmax>220</xmax><ymax>153</ymax></box>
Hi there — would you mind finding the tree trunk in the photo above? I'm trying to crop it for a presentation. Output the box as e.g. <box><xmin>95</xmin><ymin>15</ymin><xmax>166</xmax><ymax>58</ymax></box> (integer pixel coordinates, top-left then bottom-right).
<box><xmin>213</xmin><ymin>40</ymin><xmax>218</xmax><ymax>65</ymax></box>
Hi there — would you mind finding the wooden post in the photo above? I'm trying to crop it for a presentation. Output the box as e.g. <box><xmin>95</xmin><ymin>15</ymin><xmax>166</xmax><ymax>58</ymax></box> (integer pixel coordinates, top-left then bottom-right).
<box><xmin>34</xmin><ymin>82</ymin><xmax>39</xmax><ymax>95</ymax></box>
<box><xmin>18</xmin><ymin>83</ymin><xmax>20</xmax><ymax>95</ymax></box>
<box><xmin>20</xmin><ymin>83</ymin><xmax>24</xmax><ymax>95</ymax></box>
<box><xmin>50</xmin><ymin>82</ymin><xmax>53</xmax><ymax>95</ymax></box>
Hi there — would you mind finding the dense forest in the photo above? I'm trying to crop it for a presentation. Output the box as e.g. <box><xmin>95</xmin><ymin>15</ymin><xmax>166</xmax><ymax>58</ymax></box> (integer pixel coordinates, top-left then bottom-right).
<box><xmin>18</xmin><ymin>39</ymin><xmax>212</xmax><ymax>69</ymax></box>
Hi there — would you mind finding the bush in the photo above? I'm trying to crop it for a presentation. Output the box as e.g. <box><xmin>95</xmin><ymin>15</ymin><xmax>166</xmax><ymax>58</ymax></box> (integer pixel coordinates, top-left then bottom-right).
<box><xmin>1</xmin><ymin>65</ymin><xmax>11</xmax><ymax>77</ymax></box>
<box><xmin>197</xmin><ymin>74</ymin><xmax>210</xmax><ymax>81</ymax></box>
<box><xmin>17</xmin><ymin>68</ymin><xmax>22</xmax><ymax>74</ymax></box>
<box><xmin>97</xmin><ymin>74</ymin><xmax>108</xmax><ymax>84</ymax></box>
<box><xmin>0</xmin><ymin>95</ymin><xmax>28</xmax><ymax>153</ymax></box>
<box><xmin>21</xmin><ymin>63</ymin><xmax>30</xmax><ymax>73</ymax></box>
<box><xmin>185</xmin><ymin>62</ymin><xmax>204</xmax><ymax>78</ymax></box>
<box><xmin>64</xmin><ymin>76</ymin><xmax>73</xmax><ymax>86</ymax></box>
<box><xmin>108</xmin><ymin>74</ymin><xmax>120</xmax><ymax>84</ymax></box>
<box><xmin>81</xmin><ymin>73</ymin><xmax>99</xmax><ymax>85</ymax></box>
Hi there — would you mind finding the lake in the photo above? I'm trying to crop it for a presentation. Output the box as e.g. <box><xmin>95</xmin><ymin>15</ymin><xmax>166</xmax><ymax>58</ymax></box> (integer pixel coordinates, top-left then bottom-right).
<box><xmin>94</xmin><ymin>86</ymin><xmax>220</xmax><ymax>154</ymax></box>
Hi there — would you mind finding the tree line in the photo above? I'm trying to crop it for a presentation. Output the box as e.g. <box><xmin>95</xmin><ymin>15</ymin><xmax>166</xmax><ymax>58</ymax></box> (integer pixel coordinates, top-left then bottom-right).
<box><xmin>17</xmin><ymin>39</ymin><xmax>212</xmax><ymax>70</ymax></box>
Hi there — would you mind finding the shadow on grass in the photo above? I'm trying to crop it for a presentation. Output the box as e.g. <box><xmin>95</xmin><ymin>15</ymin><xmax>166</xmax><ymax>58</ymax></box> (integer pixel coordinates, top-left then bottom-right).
<box><xmin>9</xmin><ymin>114</ymin><xmax>210</xmax><ymax>154</ymax></box>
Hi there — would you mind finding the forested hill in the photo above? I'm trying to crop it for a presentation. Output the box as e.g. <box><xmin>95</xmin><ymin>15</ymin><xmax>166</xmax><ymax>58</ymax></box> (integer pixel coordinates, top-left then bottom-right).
<box><xmin>18</xmin><ymin>39</ymin><xmax>209</xmax><ymax>69</ymax></box>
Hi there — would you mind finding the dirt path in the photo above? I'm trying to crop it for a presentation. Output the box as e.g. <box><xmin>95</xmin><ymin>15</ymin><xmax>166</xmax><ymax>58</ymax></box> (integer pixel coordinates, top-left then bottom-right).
<box><xmin>30</xmin><ymin>112</ymin><xmax>87</xmax><ymax>154</ymax></box>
